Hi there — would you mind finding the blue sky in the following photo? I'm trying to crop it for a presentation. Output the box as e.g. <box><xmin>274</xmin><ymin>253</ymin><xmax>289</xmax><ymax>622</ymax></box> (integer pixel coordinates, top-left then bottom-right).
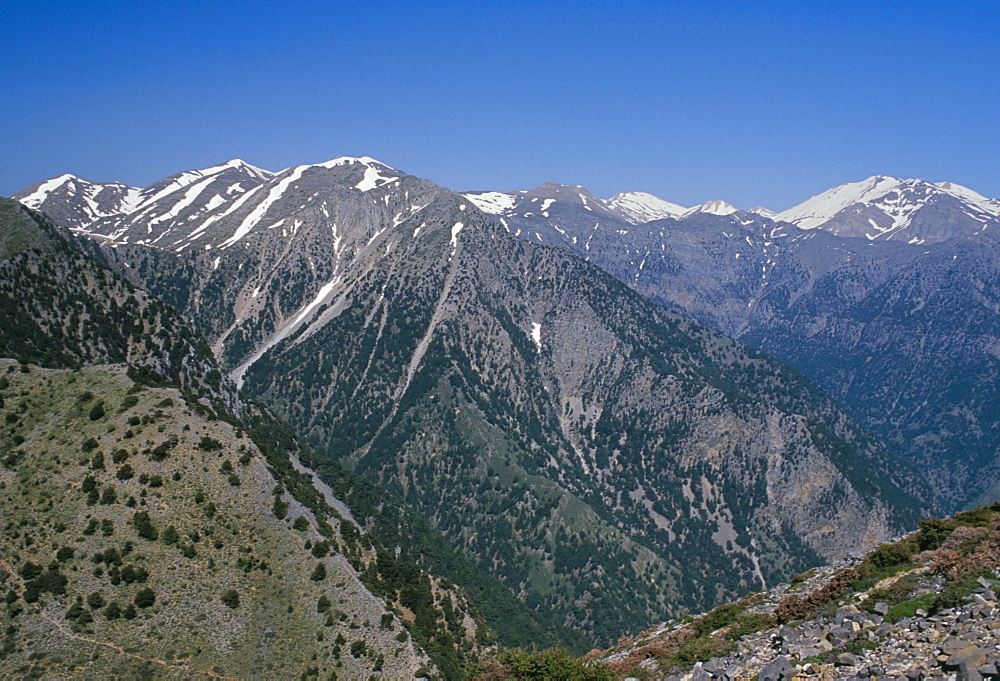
<box><xmin>2</xmin><ymin>1</ymin><xmax>998</xmax><ymax>210</ymax></box>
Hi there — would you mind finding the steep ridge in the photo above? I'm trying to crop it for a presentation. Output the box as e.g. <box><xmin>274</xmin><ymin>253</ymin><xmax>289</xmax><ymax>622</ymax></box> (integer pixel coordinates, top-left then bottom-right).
<box><xmin>20</xmin><ymin>159</ymin><xmax>935</xmax><ymax>644</ymax></box>
<box><xmin>13</xmin><ymin>160</ymin><xmax>274</xmax><ymax>245</ymax></box>
<box><xmin>0</xmin><ymin>198</ymin><xmax>226</xmax><ymax>405</ymax></box>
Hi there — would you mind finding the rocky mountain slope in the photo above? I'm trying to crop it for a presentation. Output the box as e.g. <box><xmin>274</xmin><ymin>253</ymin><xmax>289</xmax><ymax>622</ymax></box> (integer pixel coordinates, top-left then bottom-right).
<box><xmin>13</xmin><ymin>159</ymin><xmax>931</xmax><ymax>645</ymax></box>
<box><xmin>595</xmin><ymin>502</ymin><xmax>1000</xmax><ymax>680</ymax></box>
<box><xmin>470</xmin><ymin>180</ymin><xmax>1000</xmax><ymax>510</ymax></box>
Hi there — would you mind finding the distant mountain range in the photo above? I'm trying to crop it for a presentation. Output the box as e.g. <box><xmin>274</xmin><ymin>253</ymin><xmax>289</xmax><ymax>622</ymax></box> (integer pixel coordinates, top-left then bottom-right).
<box><xmin>458</xmin><ymin>175</ymin><xmax>1000</xmax><ymax>511</ymax></box>
<box><xmin>9</xmin><ymin>159</ymin><xmax>934</xmax><ymax>647</ymax></box>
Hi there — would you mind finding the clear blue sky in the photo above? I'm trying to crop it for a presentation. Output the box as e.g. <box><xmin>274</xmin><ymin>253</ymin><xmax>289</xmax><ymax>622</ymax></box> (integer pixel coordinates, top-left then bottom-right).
<box><xmin>2</xmin><ymin>1</ymin><xmax>998</xmax><ymax>210</ymax></box>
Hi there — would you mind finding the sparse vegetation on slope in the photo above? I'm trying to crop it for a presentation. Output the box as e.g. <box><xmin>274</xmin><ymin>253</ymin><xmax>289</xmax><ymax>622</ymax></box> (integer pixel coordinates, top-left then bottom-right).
<box><xmin>0</xmin><ymin>361</ymin><xmax>453</xmax><ymax>678</ymax></box>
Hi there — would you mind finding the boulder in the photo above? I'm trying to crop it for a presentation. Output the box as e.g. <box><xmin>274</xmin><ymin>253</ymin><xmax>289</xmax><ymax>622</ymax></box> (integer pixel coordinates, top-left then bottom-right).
<box><xmin>757</xmin><ymin>656</ymin><xmax>798</xmax><ymax>681</ymax></box>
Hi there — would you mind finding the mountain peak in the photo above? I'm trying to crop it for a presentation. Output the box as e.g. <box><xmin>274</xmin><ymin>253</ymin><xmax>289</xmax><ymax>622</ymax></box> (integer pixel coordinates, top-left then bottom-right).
<box><xmin>777</xmin><ymin>174</ymin><xmax>1000</xmax><ymax>241</ymax></box>
<box><xmin>683</xmin><ymin>199</ymin><xmax>738</xmax><ymax>217</ymax></box>
<box><xmin>606</xmin><ymin>191</ymin><xmax>688</xmax><ymax>223</ymax></box>
<box><xmin>311</xmin><ymin>156</ymin><xmax>396</xmax><ymax>171</ymax></box>
<box><xmin>749</xmin><ymin>206</ymin><xmax>777</xmax><ymax>218</ymax></box>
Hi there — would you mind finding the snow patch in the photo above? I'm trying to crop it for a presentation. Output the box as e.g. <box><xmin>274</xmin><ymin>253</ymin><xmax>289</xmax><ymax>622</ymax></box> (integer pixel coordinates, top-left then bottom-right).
<box><xmin>463</xmin><ymin>191</ymin><xmax>516</xmax><ymax>214</ymax></box>
<box><xmin>219</xmin><ymin>166</ymin><xmax>309</xmax><ymax>248</ymax></box>
<box><xmin>355</xmin><ymin>163</ymin><xmax>399</xmax><ymax>192</ymax></box>
<box><xmin>683</xmin><ymin>200</ymin><xmax>738</xmax><ymax>217</ymax></box>
<box><xmin>531</xmin><ymin>322</ymin><xmax>542</xmax><ymax>351</ymax></box>
<box><xmin>17</xmin><ymin>174</ymin><xmax>75</xmax><ymax>208</ymax></box>
<box><xmin>450</xmin><ymin>221</ymin><xmax>464</xmax><ymax>252</ymax></box>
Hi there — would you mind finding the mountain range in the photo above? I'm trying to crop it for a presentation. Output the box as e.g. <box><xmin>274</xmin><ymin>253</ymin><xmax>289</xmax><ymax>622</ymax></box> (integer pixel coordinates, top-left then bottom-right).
<box><xmin>5</xmin><ymin>159</ymin><xmax>943</xmax><ymax>653</ymax></box>
<box><xmin>462</xmin><ymin>175</ymin><xmax>1000</xmax><ymax>511</ymax></box>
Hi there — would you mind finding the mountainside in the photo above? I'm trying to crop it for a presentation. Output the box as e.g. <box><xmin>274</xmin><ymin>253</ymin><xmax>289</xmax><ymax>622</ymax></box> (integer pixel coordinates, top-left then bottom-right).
<box><xmin>15</xmin><ymin>159</ymin><xmax>933</xmax><ymax>645</ymax></box>
<box><xmin>0</xmin><ymin>360</ymin><xmax>451</xmax><ymax>678</ymax></box>
<box><xmin>472</xmin><ymin>181</ymin><xmax>1000</xmax><ymax>511</ymax></box>
<box><xmin>0</xmin><ymin>198</ymin><xmax>228</xmax><ymax>405</ymax></box>
<box><xmin>13</xmin><ymin>160</ymin><xmax>274</xmax><ymax>242</ymax></box>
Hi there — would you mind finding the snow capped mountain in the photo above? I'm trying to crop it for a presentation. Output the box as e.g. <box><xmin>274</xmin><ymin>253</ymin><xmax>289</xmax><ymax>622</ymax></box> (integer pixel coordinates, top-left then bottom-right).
<box><xmin>683</xmin><ymin>199</ymin><xmax>738</xmax><ymax>217</ymax></box>
<box><xmin>463</xmin><ymin>183</ymin><xmax>693</xmax><ymax>226</ymax></box>
<box><xmin>13</xmin><ymin>156</ymin><xmax>412</xmax><ymax>253</ymax></box>
<box><xmin>777</xmin><ymin>175</ymin><xmax>1000</xmax><ymax>243</ymax></box>
<box><xmin>5</xmin><ymin>157</ymin><xmax>937</xmax><ymax>645</ymax></box>
<box><xmin>13</xmin><ymin>174</ymin><xmax>142</xmax><ymax>230</ymax></box>
<box><xmin>605</xmin><ymin>191</ymin><xmax>687</xmax><ymax>223</ymax></box>
<box><xmin>749</xmin><ymin>206</ymin><xmax>777</xmax><ymax>219</ymax></box>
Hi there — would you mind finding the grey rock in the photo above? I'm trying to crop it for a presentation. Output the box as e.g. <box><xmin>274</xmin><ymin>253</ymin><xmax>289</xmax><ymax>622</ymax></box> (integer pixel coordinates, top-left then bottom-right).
<box><xmin>794</xmin><ymin>646</ymin><xmax>821</xmax><ymax>658</ymax></box>
<box><xmin>944</xmin><ymin>645</ymin><xmax>988</xmax><ymax>670</ymax></box>
<box><xmin>874</xmin><ymin>601</ymin><xmax>892</xmax><ymax>615</ymax></box>
<box><xmin>757</xmin><ymin>656</ymin><xmax>797</xmax><ymax>681</ymax></box>
<box><xmin>720</xmin><ymin>665</ymin><xmax>745</xmax><ymax>681</ymax></box>
<box><xmin>827</xmin><ymin>625</ymin><xmax>853</xmax><ymax>642</ymax></box>
<box><xmin>777</xmin><ymin>625</ymin><xmax>800</xmax><ymax>644</ymax></box>
<box><xmin>836</xmin><ymin>652</ymin><xmax>860</xmax><ymax>666</ymax></box>
<box><xmin>689</xmin><ymin>664</ymin><xmax>712</xmax><ymax>681</ymax></box>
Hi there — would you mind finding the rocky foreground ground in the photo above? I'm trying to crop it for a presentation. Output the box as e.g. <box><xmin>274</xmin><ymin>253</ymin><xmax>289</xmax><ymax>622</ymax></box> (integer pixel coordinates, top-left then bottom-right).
<box><xmin>596</xmin><ymin>505</ymin><xmax>1000</xmax><ymax>680</ymax></box>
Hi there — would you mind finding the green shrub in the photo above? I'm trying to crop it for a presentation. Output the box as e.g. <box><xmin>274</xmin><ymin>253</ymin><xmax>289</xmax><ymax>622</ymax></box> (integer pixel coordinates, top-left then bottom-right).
<box><xmin>198</xmin><ymin>437</ymin><xmax>222</xmax><ymax>452</ymax></box>
<box><xmin>88</xmin><ymin>403</ymin><xmax>105</xmax><ymax>420</ymax></box>
<box><xmin>866</xmin><ymin>543</ymin><xmax>913</xmax><ymax>570</ymax></box>
<box><xmin>133</xmin><ymin>588</ymin><xmax>156</xmax><ymax>608</ymax></box>
<box><xmin>938</xmin><ymin>569</ymin><xmax>995</xmax><ymax>611</ymax></box>
<box><xmin>132</xmin><ymin>511</ymin><xmax>158</xmax><ymax>540</ymax></box>
<box><xmin>221</xmin><ymin>589</ymin><xmax>240</xmax><ymax>608</ymax></box>
<box><xmin>884</xmin><ymin>593</ymin><xmax>937</xmax><ymax>623</ymax></box>
<box><xmin>488</xmin><ymin>648</ymin><xmax>614</xmax><ymax>680</ymax></box>
<box><xmin>161</xmin><ymin>526</ymin><xmax>179</xmax><ymax>545</ymax></box>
